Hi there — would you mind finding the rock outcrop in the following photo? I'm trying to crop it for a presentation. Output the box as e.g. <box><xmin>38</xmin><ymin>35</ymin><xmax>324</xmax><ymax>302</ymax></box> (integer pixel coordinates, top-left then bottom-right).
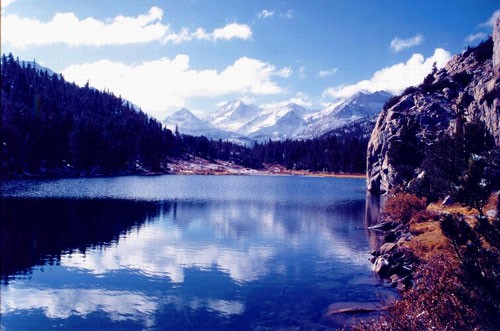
<box><xmin>494</xmin><ymin>15</ymin><xmax>500</xmax><ymax>69</ymax></box>
<box><xmin>367</xmin><ymin>18</ymin><xmax>500</xmax><ymax>194</ymax></box>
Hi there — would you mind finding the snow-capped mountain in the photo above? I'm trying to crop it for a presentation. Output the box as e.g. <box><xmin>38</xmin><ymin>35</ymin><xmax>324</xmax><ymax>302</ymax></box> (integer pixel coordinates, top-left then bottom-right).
<box><xmin>249</xmin><ymin>108</ymin><xmax>307</xmax><ymax>141</ymax></box>
<box><xmin>208</xmin><ymin>100</ymin><xmax>262</xmax><ymax>132</ymax></box>
<box><xmin>163</xmin><ymin>108</ymin><xmax>252</xmax><ymax>145</ymax></box>
<box><xmin>168</xmin><ymin>91</ymin><xmax>391</xmax><ymax>144</ymax></box>
<box><xmin>328</xmin><ymin>90</ymin><xmax>392</xmax><ymax>119</ymax></box>
<box><xmin>299</xmin><ymin>91</ymin><xmax>392</xmax><ymax>138</ymax></box>
<box><xmin>238</xmin><ymin>103</ymin><xmax>310</xmax><ymax>140</ymax></box>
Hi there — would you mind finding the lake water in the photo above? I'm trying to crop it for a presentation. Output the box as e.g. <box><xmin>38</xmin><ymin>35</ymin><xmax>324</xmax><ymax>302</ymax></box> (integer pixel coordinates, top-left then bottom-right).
<box><xmin>0</xmin><ymin>175</ymin><xmax>391</xmax><ymax>330</ymax></box>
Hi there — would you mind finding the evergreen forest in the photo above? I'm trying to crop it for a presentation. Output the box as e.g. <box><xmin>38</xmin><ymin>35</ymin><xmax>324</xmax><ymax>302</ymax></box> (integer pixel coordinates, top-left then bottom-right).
<box><xmin>1</xmin><ymin>54</ymin><xmax>370</xmax><ymax>178</ymax></box>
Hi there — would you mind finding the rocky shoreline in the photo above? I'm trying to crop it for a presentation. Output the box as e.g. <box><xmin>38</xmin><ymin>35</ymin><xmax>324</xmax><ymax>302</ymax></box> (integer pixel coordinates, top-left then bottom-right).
<box><xmin>368</xmin><ymin>221</ymin><xmax>416</xmax><ymax>291</ymax></box>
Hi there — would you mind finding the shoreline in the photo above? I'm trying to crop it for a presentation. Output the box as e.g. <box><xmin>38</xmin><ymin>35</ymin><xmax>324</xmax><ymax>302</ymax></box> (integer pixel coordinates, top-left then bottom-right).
<box><xmin>2</xmin><ymin>157</ymin><xmax>366</xmax><ymax>180</ymax></box>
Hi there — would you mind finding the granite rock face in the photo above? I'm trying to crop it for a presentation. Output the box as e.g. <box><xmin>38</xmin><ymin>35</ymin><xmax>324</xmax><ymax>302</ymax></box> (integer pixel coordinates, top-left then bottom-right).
<box><xmin>494</xmin><ymin>15</ymin><xmax>500</xmax><ymax>69</ymax></box>
<box><xmin>367</xmin><ymin>19</ymin><xmax>500</xmax><ymax>194</ymax></box>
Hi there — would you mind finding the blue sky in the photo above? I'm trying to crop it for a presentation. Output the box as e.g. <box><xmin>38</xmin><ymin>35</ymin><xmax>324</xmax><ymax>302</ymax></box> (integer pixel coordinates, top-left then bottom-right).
<box><xmin>2</xmin><ymin>0</ymin><xmax>499</xmax><ymax>120</ymax></box>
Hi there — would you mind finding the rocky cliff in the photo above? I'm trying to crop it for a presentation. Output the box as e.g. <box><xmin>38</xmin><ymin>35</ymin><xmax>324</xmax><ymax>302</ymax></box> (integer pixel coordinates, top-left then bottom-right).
<box><xmin>367</xmin><ymin>16</ymin><xmax>500</xmax><ymax>194</ymax></box>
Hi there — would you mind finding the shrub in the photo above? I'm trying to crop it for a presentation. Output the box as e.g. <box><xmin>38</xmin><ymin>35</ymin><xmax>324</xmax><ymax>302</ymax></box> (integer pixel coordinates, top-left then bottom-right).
<box><xmin>350</xmin><ymin>212</ymin><xmax>500</xmax><ymax>331</ymax></box>
<box><xmin>351</xmin><ymin>253</ymin><xmax>496</xmax><ymax>331</ymax></box>
<box><xmin>402</xmin><ymin>86</ymin><xmax>419</xmax><ymax>95</ymax></box>
<box><xmin>451</xmin><ymin>71</ymin><xmax>473</xmax><ymax>88</ymax></box>
<box><xmin>382</xmin><ymin>193</ymin><xmax>427</xmax><ymax>224</ymax></box>
<box><xmin>455</xmin><ymin>156</ymin><xmax>492</xmax><ymax>216</ymax></box>
<box><xmin>463</xmin><ymin>37</ymin><xmax>493</xmax><ymax>63</ymax></box>
<box><xmin>383</xmin><ymin>95</ymin><xmax>401</xmax><ymax>110</ymax></box>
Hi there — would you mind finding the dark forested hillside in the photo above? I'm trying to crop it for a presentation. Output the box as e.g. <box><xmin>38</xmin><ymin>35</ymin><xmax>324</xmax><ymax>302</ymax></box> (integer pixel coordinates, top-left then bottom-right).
<box><xmin>1</xmin><ymin>54</ymin><xmax>175</xmax><ymax>176</ymax></box>
<box><xmin>251</xmin><ymin>119</ymin><xmax>374</xmax><ymax>173</ymax></box>
<box><xmin>1</xmin><ymin>54</ymin><xmax>371</xmax><ymax>177</ymax></box>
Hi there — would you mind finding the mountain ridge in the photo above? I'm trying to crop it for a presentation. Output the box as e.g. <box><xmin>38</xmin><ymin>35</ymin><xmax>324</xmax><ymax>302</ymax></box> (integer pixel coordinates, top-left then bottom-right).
<box><xmin>164</xmin><ymin>91</ymin><xmax>392</xmax><ymax>144</ymax></box>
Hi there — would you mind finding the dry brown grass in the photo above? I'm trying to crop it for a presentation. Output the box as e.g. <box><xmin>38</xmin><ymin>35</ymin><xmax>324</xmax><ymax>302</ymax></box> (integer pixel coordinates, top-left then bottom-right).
<box><xmin>403</xmin><ymin>221</ymin><xmax>454</xmax><ymax>261</ymax></box>
<box><xmin>348</xmin><ymin>192</ymin><xmax>500</xmax><ymax>330</ymax></box>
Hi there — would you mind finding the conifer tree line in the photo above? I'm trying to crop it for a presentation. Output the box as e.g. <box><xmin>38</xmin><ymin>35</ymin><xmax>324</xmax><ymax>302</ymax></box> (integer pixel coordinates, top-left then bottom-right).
<box><xmin>1</xmin><ymin>54</ymin><xmax>369</xmax><ymax>177</ymax></box>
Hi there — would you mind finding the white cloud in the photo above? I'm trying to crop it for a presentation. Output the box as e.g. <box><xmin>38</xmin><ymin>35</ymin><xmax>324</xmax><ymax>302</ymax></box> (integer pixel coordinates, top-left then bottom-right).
<box><xmin>2</xmin><ymin>7</ymin><xmax>168</xmax><ymax>47</ymax></box>
<box><xmin>275</xmin><ymin>66</ymin><xmax>293</xmax><ymax>78</ymax></box>
<box><xmin>162</xmin><ymin>23</ymin><xmax>252</xmax><ymax>44</ymax></box>
<box><xmin>318</xmin><ymin>68</ymin><xmax>338</xmax><ymax>77</ymax></box>
<box><xmin>465</xmin><ymin>32</ymin><xmax>488</xmax><ymax>44</ymax></box>
<box><xmin>1</xmin><ymin>7</ymin><xmax>252</xmax><ymax>47</ymax></box>
<box><xmin>62</xmin><ymin>56</ymin><xmax>284</xmax><ymax>119</ymax></box>
<box><xmin>390</xmin><ymin>34</ymin><xmax>424</xmax><ymax>52</ymax></box>
<box><xmin>479</xmin><ymin>9</ymin><xmax>500</xmax><ymax>28</ymax></box>
<box><xmin>257</xmin><ymin>9</ymin><xmax>275</xmax><ymax>19</ymax></box>
<box><xmin>262</xmin><ymin>92</ymin><xmax>313</xmax><ymax>108</ymax></box>
<box><xmin>257</xmin><ymin>9</ymin><xmax>292</xmax><ymax>20</ymax></box>
<box><xmin>1</xmin><ymin>0</ymin><xmax>16</xmax><ymax>8</ymax></box>
<box><xmin>212</xmin><ymin>23</ymin><xmax>252</xmax><ymax>41</ymax></box>
<box><xmin>323</xmin><ymin>48</ymin><xmax>452</xmax><ymax>99</ymax></box>
<box><xmin>163</xmin><ymin>27</ymin><xmax>192</xmax><ymax>44</ymax></box>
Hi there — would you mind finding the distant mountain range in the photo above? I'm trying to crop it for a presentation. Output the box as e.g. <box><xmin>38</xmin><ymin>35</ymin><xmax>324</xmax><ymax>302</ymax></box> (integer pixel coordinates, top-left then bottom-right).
<box><xmin>163</xmin><ymin>108</ymin><xmax>253</xmax><ymax>145</ymax></box>
<box><xmin>163</xmin><ymin>91</ymin><xmax>392</xmax><ymax>144</ymax></box>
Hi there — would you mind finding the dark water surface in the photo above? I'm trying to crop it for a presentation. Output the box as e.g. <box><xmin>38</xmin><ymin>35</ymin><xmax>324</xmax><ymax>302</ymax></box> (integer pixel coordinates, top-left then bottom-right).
<box><xmin>1</xmin><ymin>175</ymin><xmax>390</xmax><ymax>330</ymax></box>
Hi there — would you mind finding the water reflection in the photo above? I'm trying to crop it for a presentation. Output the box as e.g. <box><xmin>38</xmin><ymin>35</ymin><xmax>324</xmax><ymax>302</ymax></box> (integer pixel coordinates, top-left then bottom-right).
<box><xmin>0</xmin><ymin>177</ymin><xmax>385</xmax><ymax>330</ymax></box>
<box><xmin>59</xmin><ymin>199</ymin><xmax>370</xmax><ymax>284</ymax></box>
<box><xmin>0</xmin><ymin>198</ymin><xmax>164</xmax><ymax>281</ymax></box>
<box><xmin>1</xmin><ymin>287</ymin><xmax>158</xmax><ymax>327</ymax></box>
<box><xmin>364</xmin><ymin>193</ymin><xmax>387</xmax><ymax>250</ymax></box>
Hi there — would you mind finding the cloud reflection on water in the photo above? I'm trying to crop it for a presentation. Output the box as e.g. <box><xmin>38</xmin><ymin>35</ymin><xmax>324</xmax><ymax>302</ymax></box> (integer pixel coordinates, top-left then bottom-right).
<box><xmin>1</xmin><ymin>287</ymin><xmax>158</xmax><ymax>327</ymax></box>
<box><xmin>0</xmin><ymin>176</ymin><xmax>374</xmax><ymax>329</ymax></box>
<box><xmin>0</xmin><ymin>286</ymin><xmax>246</xmax><ymax>328</ymax></box>
<box><xmin>60</xmin><ymin>200</ymin><xmax>370</xmax><ymax>284</ymax></box>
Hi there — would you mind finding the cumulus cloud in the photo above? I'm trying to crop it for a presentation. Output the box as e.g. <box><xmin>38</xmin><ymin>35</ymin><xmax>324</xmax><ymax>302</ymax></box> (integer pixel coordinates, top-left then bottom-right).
<box><xmin>390</xmin><ymin>34</ymin><xmax>424</xmax><ymax>52</ymax></box>
<box><xmin>212</xmin><ymin>23</ymin><xmax>252</xmax><ymax>41</ymax></box>
<box><xmin>162</xmin><ymin>23</ymin><xmax>252</xmax><ymax>43</ymax></box>
<box><xmin>323</xmin><ymin>48</ymin><xmax>452</xmax><ymax>100</ymax></box>
<box><xmin>257</xmin><ymin>9</ymin><xmax>275</xmax><ymax>19</ymax></box>
<box><xmin>1</xmin><ymin>7</ymin><xmax>252</xmax><ymax>47</ymax></box>
<box><xmin>62</xmin><ymin>56</ymin><xmax>284</xmax><ymax>119</ymax></box>
<box><xmin>465</xmin><ymin>32</ymin><xmax>488</xmax><ymax>44</ymax></box>
<box><xmin>2</xmin><ymin>7</ymin><xmax>168</xmax><ymax>47</ymax></box>
<box><xmin>318</xmin><ymin>68</ymin><xmax>338</xmax><ymax>77</ymax></box>
<box><xmin>479</xmin><ymin>9</ymin><xmax>500</xmax><ymax>28</ymax></box>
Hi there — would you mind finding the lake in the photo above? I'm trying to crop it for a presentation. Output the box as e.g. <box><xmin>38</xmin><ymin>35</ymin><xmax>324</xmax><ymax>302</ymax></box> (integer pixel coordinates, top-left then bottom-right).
<box><xmin>0</xmin><ymin>175</ymin><xmax>391</xmax><ymax>330</ymax></box>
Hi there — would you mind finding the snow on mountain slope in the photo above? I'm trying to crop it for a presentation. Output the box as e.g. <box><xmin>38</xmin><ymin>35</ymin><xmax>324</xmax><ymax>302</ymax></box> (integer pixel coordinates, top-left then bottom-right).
<box><xmin>165</xmin><ymin>91</ymin><xmax>391</xmax><ymax>144</ymax></box>
<box><xmin>299</xmin><ymin>91</ymin><xmax>392</xmax><ymax>138</ymax></box>
<box><xmin>208</xmin><ymin>100</ymin><xmax>262</xmax><ymax>132</ymax></box>
<box><xmin>249</xmin><ymin>109</ymin><xmax>307</xmax><ymax>141</ymax></box>
<box><xmin>237</xmin><ymin>103</ymin><xmax>309</xmax><ymax>140</ymax></box>
<box><xmin>163</xmin><ymin>108</ymin><xmax>252</xmax><ymax>145</ymax></box>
